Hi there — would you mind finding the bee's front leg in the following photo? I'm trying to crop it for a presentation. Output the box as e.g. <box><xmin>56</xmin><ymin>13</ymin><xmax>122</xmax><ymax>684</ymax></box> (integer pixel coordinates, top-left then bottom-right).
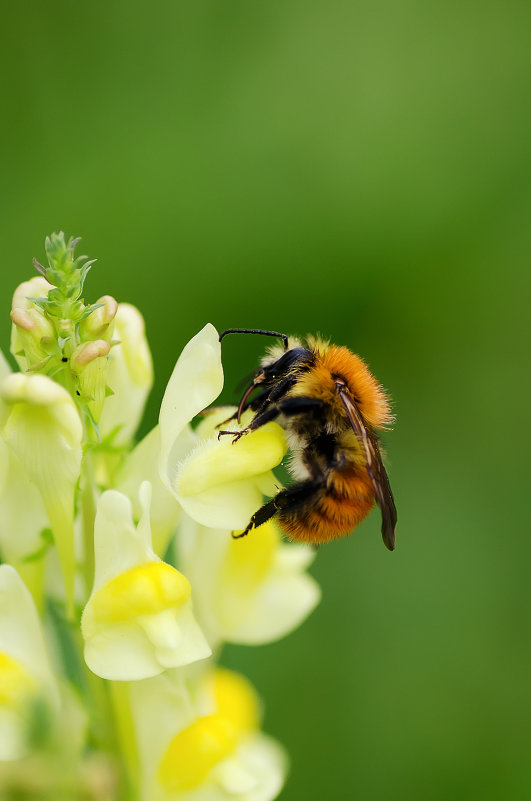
<box><xmin>217</xmin><ymin>428</ymin><xmax>251</xmax><ymax>444</ymax></box>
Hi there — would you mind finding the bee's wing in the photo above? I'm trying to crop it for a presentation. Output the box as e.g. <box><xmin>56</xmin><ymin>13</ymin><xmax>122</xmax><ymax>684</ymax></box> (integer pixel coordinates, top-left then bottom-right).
<box><xmin>338</xmin><ymin>387</ymin><xmax>397</xmax><ymax>550</ymax></box>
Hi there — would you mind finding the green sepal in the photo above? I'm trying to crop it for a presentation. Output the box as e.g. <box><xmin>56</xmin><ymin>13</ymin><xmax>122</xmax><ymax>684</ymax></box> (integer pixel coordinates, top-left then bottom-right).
<box><xmin>79</xmin><ymin>302</ymin><xmax>104</xmax><ymax>321</ymax></box>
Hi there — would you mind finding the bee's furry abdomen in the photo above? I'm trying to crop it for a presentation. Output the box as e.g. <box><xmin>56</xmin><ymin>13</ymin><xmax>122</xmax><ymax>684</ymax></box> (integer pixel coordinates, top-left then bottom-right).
<box><xmin>277</xmin><ymin>466</ymin><xmax>375</xmax><ymax>544</ymax></box>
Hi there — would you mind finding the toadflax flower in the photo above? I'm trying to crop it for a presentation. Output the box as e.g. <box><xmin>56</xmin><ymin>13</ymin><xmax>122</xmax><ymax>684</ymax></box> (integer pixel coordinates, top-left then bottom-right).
<box><xmin>114</xmin><ymin>322</ymin><xmax>288</xmax><ymax>557</ymax></box>
<box><xmin>98</xmin><ymin>302</ymin><xmax>154</xmax><ymax>447</ymax></box>
<box><xmin>178</xmin><ymin>514</ymin><xmax>320</xmax><ymax>647</ymax></box>
<box><xmin>157</xmin><ymin>323</ymin><xmax>288</xmax><ymax>530</ymax></box>
<box><xmin>0</xmin><ymin>565</ymin><xmax>59</xmax><ymax>760</ymax></box>
<box><xmin>130</xmin><ymin>667</ymin><xmax>286</xmax><ymax>801</ymax></box>
<box><xmin>0</xmin><ymin>373</ymin><xmax>82</xmax><ymax>616</ymax></box>
<box><xmin>0</xmin><ymin>353</ymin><xmax>48</xmax><ymax>602</ymax></box>
<box><xmin>81</xmin><ymin>482</ymin><xmax>211</xmax><ymax>680</ymax></box>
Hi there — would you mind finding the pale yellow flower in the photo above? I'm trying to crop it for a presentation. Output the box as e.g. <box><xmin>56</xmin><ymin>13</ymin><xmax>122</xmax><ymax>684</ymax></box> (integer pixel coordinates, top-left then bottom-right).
<box><xmin>178</xmin><ymin>513</ymin><xmax>320</xmax><ymax>648</ymax></box>
<box><xmin>0</xmin><ymin>565</ymin><xmax>59</xmax><ymax>760</ymax></box>
<box><xmin>114</xmin><ymin>424</ymin><xmax>183</xmax><ymax>558</ymax></box>
<box><xmin>98</xmin><ymin>303</ymin><xmax>154</xmax><ymax>446</ymax></box>
<box><xmin>130</xmin><ymin>667</ymin><xmax>286</xmax><ymax>801</ymax></box>
<box><xmin>0</xmin><ymin>373</ymin><xmax>82</xmax><ymax>616</ymax></box>
<box><xmin>158</xmin><ymin>324</ymin><xmax>287</xmax><ymax>531</ymax></box>
<box><xmin>115</xmin><ymin>323</ymin><xmax>286</xmax><ymax>555</ymax></box>
<box><xmin>81</xmin><ymin>483</ymin><xmax>210</xmax><ymax>680</ymax></box>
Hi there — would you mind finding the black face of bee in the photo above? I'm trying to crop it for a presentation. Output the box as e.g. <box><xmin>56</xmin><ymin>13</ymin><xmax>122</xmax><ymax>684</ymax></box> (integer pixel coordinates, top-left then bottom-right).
<box><xmin>261</xmin><ymin>347</ymin><xmax>313</xmax><ymax>381</ymax></box>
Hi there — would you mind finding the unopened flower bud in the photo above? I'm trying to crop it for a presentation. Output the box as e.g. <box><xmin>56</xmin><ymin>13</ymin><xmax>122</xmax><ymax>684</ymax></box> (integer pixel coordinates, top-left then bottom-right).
<box><xmin>10</xmin><ymin>308</ymin><xmax>36</xmax><ymax>333</ymax></box>
<box><xmin>71</xmin><ymin>339</ymin><xmax>111</xmax><ymax>368</ymax></box>
<box><xmin>56</xmin><ymin>318</ymin><xmax>75</xmax><ymax>339</ymax></box>
<box><xmin>71</xmin><ymin>340</ymin><xmax>111</xmax><ymax>421</ymax></box>
<box><xmin>98</xmin><ymin>303</ymin><xmax>153</xmax><ymax>445</ymax></box>
<box><xmin>80</xmin><ymin>295</ymin><xmax>118</xmax><ymax>340</ymax></box>
<box><xmin>10</xmin><ymin>278</ymin><xmax>54</xmax><ymax>371</ymax></box>
<box><xmin>11</xmin><ymin>277</ymin><xmax>52</xmax><ymax>313</ymax></box>
<box><xmin>10</xmin><ymin>308</ymin><xmax>55</xmax><ymax>351</ymax></box>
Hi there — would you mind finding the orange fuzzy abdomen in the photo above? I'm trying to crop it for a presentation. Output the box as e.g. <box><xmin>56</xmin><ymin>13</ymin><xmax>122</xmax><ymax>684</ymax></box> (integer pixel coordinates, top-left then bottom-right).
<box><xmin>277</xmin><ymin>468</ymin><xmax>375</xmax><ymax>544</ymax></box>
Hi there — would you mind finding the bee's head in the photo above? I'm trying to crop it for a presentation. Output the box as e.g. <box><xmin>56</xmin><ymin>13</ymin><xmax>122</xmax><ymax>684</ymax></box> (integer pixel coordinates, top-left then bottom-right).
<box><xmin>259</xmin><ymin>345</ymin><xmax>313</xmax><ymax>382</ymax></box>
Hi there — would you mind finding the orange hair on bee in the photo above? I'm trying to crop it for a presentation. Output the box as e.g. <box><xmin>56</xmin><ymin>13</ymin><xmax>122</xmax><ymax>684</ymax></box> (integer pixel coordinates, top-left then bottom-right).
<box><xmin>278</xmin><ymin>468</ymin><xmax>375</xmax><ymax>544</ymax></box>
<box><xmin>293</xmin><ymin>337</ymin><xmax>392</xmax><ymax>430</ymax></box>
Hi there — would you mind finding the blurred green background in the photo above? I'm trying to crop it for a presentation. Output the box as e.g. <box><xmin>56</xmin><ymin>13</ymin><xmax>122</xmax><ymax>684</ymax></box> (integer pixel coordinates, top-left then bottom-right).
<box><xmin>1</xmin><ymin>2</ymin><xmax>529</xmax><ymax>799</ymax></box>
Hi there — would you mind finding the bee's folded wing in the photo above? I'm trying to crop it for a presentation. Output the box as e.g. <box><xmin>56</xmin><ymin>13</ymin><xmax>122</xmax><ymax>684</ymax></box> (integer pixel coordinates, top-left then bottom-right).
<box><xmin>337</xmin><ymin>387</ymin><xmax>397</xmax><ymax>550</ymax></box>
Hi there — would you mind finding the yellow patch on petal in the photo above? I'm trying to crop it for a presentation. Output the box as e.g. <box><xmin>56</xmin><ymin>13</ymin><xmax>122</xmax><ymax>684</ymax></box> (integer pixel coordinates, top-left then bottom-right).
<box><xmin>212</xmin><ymin>668</ymin><xmax>260</xmax><ymax>735</ymax></box>
<box><xmin>225</xmin><ymin>522</ymin><xmax>279</xmax><ymax>597</ymax></box>
<box><xmin>0</xmin><ymin>652</ymin><xmax>36</xmax><ymax>707</ymax></box>
<box><xmin>178</xmin><ymin>422</ymin><xmax>287</xmax><ymax>496</ymax></box>
<box><xmin>158</xmin><ymin>714</ymin><xmax>237</xmax><ymax>792</ymax></box>
<box><xmin>88</xmin><ymin>563</ymin><xmax>190</xmax><ymax>624</ymax></box>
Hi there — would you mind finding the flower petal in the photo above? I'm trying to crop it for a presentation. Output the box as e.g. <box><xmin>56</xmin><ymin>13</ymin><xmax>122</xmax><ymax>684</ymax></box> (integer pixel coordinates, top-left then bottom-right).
<box><xmin>0</xmin><ymin>374</ymin><xmax>82</xmax><ymax>616</ymax></box>
<box><xmin>0</xmin><ymin>443</ymin><xmax>48</xmax><ymax>606</ymax></box>
<box><xmin>0</xmin><ymin>349</ymin><xmax>10</xmax><ymax>382</ymax></box>
<box><xmin>175</xmin><ymin>424</ymin><xmax>287</xmax><ymax>530</ymax></box>
<box><xmin>0</xmin><ymin>565</ymin><xmax>59</xmax><ymax>759</ymax></box>
<box><xmin>91</xmin><ymin>486</ymin><xmax>155</xmax><ymax>593</ymax></box>
<box><xmin>214</xmin><ymin>735</ymin><xmax>287</xmax><ymax>801</ymax></box>
<box><xmin>0</xmin><ymin>566</ymin><xmax>58</xmax><ymax>703</ymax></box>
<box><xmin>178</xmin><ymin>425</ymin><xmax>286</xmax><ymax>496</ymax></box>
<box><xmin>159</xmin><ymin>324</ymin><xmax>223</xmax><ymax>494</ymax></box>
<box><xmin>99</xmin><ymin>303</ymin><xmax>154</xmax><ymax>445</ymax></box>
<box><xmin>115</xmin><ymin>425</ymin><xmax>187</xmax><ymax>557</ymax></box>
<box><xmin>223</xmin><ymin>561</ymin><xmax>321</xmax><ymax>645</ymax></box>
<box><xmin>177</xmin><ymin>479</ymin><xmax>266</xmax><ymax>531</ymax></box>
<box><xmin>177</xmin><ymin>518</ymin><xmax>320</xmax><ymax>648</ymax></box>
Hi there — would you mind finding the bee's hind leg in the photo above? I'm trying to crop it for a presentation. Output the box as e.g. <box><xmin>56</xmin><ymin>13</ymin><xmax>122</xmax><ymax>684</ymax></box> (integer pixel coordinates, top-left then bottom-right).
<box><xmin>232</xmin><ymin>480</ymin><xmax>324</xmax><ymax>539</ymax></box>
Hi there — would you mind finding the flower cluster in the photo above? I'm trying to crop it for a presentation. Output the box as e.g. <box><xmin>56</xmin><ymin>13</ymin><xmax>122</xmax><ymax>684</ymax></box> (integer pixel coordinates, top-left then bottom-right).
<box><xmin>0</xmin><ymin>234</ymin><xmax>320</xmax><ymax>799</ymax></box>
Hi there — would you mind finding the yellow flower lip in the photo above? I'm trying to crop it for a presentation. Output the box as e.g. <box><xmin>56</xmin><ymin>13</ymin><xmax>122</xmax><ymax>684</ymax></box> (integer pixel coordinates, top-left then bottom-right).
<box><xmin>86</xmin><ymin>562</ymin><xmax>191</xmax><ymax>625</ymax></box>
<box><xmin>157</xmin><ymin>668</ymin><xmax>260</xmax><ymax>792</ymax></box>
<box><xmin>211</xmin><ymin>668</ymin><xmax>260</xmax><ymax>736</ymax></box>
<box><xmin>177</xmin><ymin>422</ymin><xmax>288</xmax><ymax>496</ymax></box>
<box><xmin>0</xmin><ymin>651</ymin><xmax>37</xmax><ymax>708</ymax></box>
<box><xmin>158</xmin><ymin>714</ymin><xmax>238</xmax><ymax>792</ymax></box>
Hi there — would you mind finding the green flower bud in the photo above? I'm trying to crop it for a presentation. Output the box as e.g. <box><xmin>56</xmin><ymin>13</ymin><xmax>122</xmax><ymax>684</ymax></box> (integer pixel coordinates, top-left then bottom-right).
<box><xmin>10</xmin><ymin>308</ymin><xmax>55</xmax><ymax>371</ymax></box>
<box><xmin>79</xmin><ymin>295</ymin><xmax>118</xmax><ymax>341</ymax></box>
<box><xmin>70</xmin><ymin>340</ymin><xmax>111</xmax><ymax>422</ymax></box>
<box><xmin>10</xmin><ymin>277</ymin><xmax>54</xmax><ymax>371</ymax></box>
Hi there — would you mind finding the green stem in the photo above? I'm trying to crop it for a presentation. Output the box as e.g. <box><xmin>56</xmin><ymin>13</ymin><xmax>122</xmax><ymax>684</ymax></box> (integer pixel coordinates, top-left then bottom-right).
<box><xmin>108</xmin><ymin>681</ymin><xmax>139</xmax><ymax>800</ymax></box>
<box><xmin>81</xmin><ymin>450</ymin><xmax>97</xmax><ymax>596</ymax></box>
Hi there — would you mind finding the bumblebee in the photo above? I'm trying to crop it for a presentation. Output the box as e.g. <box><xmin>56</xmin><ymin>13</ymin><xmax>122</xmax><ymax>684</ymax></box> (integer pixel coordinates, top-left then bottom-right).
<box><xmin>218</xmin><ymin>328</ymin><xmax>397</xmax><ymax>550</ymax></box>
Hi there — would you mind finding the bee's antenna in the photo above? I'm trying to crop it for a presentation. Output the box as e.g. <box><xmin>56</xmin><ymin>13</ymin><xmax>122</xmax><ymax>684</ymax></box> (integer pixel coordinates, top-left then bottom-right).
<box><xmin>219</xmin><ymin>328</ymin><xmax>289</xmax><ymax>351</ymax></box>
